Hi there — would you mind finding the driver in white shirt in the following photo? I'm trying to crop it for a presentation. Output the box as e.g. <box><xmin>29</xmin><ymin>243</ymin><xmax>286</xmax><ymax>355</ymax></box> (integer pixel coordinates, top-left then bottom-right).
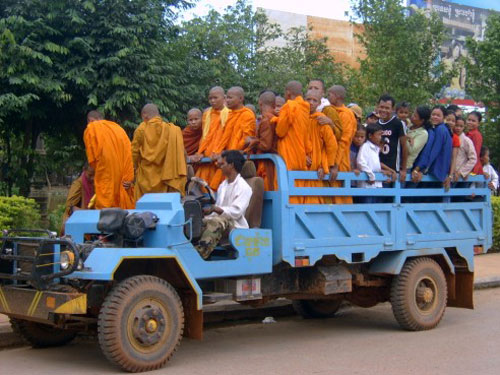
<box><xmin>196</xmin><ymin>150</ymin><xmax>253</xmax><ymax>259</ymax></box>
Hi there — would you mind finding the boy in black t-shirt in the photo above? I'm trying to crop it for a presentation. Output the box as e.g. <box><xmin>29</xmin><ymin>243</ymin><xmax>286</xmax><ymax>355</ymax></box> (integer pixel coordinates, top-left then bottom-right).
<box><xmin>377</xmin><ymin>94</ymin><xmax>408</xmax><ymax>183</ymax></box>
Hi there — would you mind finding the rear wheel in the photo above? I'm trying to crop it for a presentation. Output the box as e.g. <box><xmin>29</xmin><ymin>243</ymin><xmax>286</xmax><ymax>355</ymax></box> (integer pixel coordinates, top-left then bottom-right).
<box><xmin>98</xmin><ymin>275</ymin><xmax>184</xmax><ymax>373</ymax></box>
<box><xmin>293</xmin><ymin>299</ymin><xmax>342</xmax><ymax>319</ymax></box>
<box><xmin>10</xmin><ymin>318</ymin><xmax>76</xmax><ymax>348</ymax></box>
<box><xmin>390</xmin><ymin>257</ymin><xmax>447</xmax><ymax>331</ymax></box>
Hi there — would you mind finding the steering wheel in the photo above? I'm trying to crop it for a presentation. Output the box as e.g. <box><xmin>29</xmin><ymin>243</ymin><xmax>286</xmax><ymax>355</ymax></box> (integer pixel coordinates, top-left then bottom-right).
<box><xmin>185</xmin><ymin>176</ymin><xmax>216</xmax><ymax>205</ymax></box>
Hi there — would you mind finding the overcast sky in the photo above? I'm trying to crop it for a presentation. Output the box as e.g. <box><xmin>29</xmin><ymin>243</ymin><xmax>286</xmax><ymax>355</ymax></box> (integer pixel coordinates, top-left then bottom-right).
<box><xmin>182</xmin><ymin>0</ymin><xmax>353</xmax><ymax>21</ymax></box>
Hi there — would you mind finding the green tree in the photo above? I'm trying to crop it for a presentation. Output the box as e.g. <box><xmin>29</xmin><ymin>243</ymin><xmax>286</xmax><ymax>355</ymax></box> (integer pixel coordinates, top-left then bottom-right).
<box><xmin>465</xmin><ymin>13</ymin><xmax>500</xmax><ymax>167</ymax></box>
<box><xmin>0</xmin><ymin>0</ymin><xmax>193</xmax><ymax>196</ymax></box>
<box><xmin>350</xmin><ymin>0</ymin><xmax>452</xmax><ymax>107</ymax></box>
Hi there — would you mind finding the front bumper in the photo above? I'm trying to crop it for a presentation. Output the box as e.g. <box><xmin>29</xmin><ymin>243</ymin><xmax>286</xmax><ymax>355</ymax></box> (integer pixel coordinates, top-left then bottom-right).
<box><xmin>0</xmin><ymin>286</ymin><xmax>87</xmax><ymax>322</ymax></box>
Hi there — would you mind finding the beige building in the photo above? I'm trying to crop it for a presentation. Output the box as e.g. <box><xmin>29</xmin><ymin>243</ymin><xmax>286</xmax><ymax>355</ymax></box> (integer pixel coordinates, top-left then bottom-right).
<box><xmin>261</xmin><ymin>8</ymin><xmax>365</xmax><ymax>69</ymax></box>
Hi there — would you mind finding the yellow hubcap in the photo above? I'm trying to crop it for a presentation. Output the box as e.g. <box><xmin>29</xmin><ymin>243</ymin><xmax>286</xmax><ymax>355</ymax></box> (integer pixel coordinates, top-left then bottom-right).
<box><xmin>146</xmin><ymin>319</ymin><xmax>158</xmax><ymax>333</ymax></box>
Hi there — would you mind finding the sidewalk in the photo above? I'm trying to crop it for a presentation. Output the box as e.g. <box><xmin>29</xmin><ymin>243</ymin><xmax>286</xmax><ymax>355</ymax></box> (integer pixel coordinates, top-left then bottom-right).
<box><xmin>2</xmin><ymin>252</ymin><xmax>500</xmax><ymax>349</ymax></box>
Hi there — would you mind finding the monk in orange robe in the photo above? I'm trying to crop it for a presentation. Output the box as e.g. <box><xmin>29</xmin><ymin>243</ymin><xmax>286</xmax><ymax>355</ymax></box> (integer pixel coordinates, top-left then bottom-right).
<box><xmin>276</xmin><ymin>81</ymin><xmax>311</xmax><ymax>204</ymax></box>
<box><xmin>131</xmin><ymin>104</ymin><xmax>187</xmax><ymax>200</ymax></box>
<box><xmin>84</xmin><ymin>110</ymin><xmax>135</xmax><ymax>209</ymax></box>
<box><xmin>308</xmin><ymin>79</ymin><xmax>343</xmax><ymax>143</ymax></box>
<box><xmin>327</xmin><ymin>85</ymin><xmax>357</xmax><ymax>204</ymax></box>
<box><xmin>210</xmin><ymin>86</ymin><xmax>256</xmax><ymax>189</ymax></box>
<box><xmin>183</xmin><ymin>108</ymin><xmax>203</xmax><ymax>156</ymax></box>
<box><xmin>245</xmin><ymin>90</ymin><xmax>278</xmax><ymax>191</ymax></box>
<box><xmin>191</xmin><ymin>87</ymin><xmax>229</xmax><ymax>186</ymax></box>
<box><xmin>304</xmin><ymin>90</ymin><xmax>338</xmax><ymax>204</ymax></box>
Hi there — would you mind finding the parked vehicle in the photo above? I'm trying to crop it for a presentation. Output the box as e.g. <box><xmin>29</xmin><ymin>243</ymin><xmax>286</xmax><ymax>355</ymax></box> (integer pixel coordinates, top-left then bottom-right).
<box><xmin>0</xmin><ymin>154</ymin><xmax>491</xmax><ymax>372</ymax></box>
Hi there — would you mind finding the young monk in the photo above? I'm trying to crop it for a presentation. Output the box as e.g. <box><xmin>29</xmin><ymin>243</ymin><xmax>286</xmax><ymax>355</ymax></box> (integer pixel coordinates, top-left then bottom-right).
<box><xmin>132</xmin><ymin>104</ymin><xmax>187</xmax><ymax>200</ymax></box>
<box><xmin>84</xmin><ymin>110</ymin><xmax>135</xmax><ymax>209</ymax></box>
<box><xmin>326</xmin><ymin>85</ymin><xmax>358</xmax><ymax>203</ymax></box>
<box><xmin>275</xmin><ymin>96</ymin><xmax>285</xmax><ymax>115</ymax></box>
<box><xmin>307</xmin><ymin>79</ymin><xmax>330</xmax><ymax>112</ymax></box>
<box><xmin>276</xmin><ymin>81</ymin><xmax>311</xmax><ymax>204</ymax></box>
<box><xmin>245</xmin><ymin>90</ymin><xmax>278</xmax><ymax>191</ymax></box>
<box><xmin>304</xmin><ymin>90</ymin><xmax>338</xmax><ymax>204</ymax></box>
<box><xmin>183</xmin><ymin>108</ymin><xmax>203</xmax><ymax>157</ymax></box>
<box><xmin>191</xmin><ymin>87</ymin><xmax>229</xmax><ymax>185</ymax></box>
<box><xmin>209</xmin><ymin>86</ymin><xmax>256</xmax><ymax>189</ymax></box>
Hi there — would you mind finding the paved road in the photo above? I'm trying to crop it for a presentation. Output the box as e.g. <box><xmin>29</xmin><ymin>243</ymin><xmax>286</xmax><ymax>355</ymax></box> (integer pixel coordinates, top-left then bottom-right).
<box><xmin>1</xmin><ymin>288</ymin><xmax>500</xmax><ymax>375</ymax></box>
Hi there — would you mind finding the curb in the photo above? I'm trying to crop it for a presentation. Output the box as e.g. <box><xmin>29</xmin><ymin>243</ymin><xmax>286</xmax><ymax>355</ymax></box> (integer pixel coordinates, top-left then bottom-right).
<box><xmin>474</xmin><ymin>277</ymin><xmax>500</xmax><ymax>290</ymax></box>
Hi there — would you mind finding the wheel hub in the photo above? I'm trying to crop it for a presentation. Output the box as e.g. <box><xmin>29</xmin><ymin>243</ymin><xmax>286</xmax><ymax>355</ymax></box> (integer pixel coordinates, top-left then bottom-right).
<box><xmin>132</xmin><ymin>307</ymin><xmax>166</xmax><ymax>347</ymax></box>
<box><xmin>416</xmin><ymin>286</ymin><xmax>434</xmax><ymax>304</ymax></box>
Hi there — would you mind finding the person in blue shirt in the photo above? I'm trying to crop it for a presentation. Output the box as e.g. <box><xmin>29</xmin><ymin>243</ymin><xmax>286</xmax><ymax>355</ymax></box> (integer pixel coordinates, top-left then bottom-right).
<box><xmin>410</xmin><ymin>106</ymin><xmax>452</xmax><ymax>199</ymax></box>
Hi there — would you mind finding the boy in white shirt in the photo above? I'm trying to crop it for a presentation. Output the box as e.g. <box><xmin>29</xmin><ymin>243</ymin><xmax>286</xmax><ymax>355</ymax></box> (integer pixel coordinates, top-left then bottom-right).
<box><xmin>356</xmin><ymin>123</ymin><xmax>396</xmax><ymax>203</ymax></box>
<box><xmin>196</xmin><ymin>150</ymin><xmax>253</xmax><ymax>259</ymax></box>
<box><xmin>480</xmin><ymin>146</ymin><xmax>498</xmax><ymax>192</ymax></box>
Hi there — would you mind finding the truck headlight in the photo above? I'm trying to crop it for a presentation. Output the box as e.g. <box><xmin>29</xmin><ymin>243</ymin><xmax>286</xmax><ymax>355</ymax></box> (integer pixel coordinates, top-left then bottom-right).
<box><xmin>60</xmin><ymin>251</ymin><xmax>75</xmax><ymax>270</ymax></box>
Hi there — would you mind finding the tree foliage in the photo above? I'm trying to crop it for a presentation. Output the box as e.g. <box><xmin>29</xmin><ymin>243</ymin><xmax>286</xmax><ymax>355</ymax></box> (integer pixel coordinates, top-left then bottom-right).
<box><xmin>350</xmin><ymin>0</ymin><xmax>452</xmax><ymax>107</ymax></box>
<box><xmin>465</xmin><ymin>13</ymin><xmax>500</xmax><ymax>119</ymax></box>
<box><xmin>171</xmin><ymin>0</ymin><xmax>345</xmax><ymax>111</ymax></box>
<box><xmin>465</xmin><ymin>13</ymin><xmax>500</xmax><ymax>168</ymax></box>
<box><xmin>0</xmin><ymin>0</ymin><xmax>193</xmax><ymax>195</ymax></box>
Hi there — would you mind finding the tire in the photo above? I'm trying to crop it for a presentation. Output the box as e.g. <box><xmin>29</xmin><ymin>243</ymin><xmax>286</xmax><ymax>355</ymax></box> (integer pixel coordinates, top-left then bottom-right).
<box><xmin>10</xmin><ymin>318</ymin><xmax>76</xmax><ymax>348</ymax></box>
<box><xmin>98</xmin><ymin>275</ymin><xmax>184</xmax><ymax>373</ymax></box>
<box><xmin>293</xmin><ymin>299</ymin><xmax>342</xmax><ymax>319</ymax></box>
<box><xmin>390</xmin><ymin>257</ymin><xmax>447</xmax><ymax>331</ymax></box>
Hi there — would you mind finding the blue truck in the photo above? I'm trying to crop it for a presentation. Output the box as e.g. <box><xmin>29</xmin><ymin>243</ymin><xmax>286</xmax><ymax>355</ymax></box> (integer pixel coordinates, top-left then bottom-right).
<box><xmin>0</xmin><ymin>154</ymin><xmax>492</xmax><ymax>372</ymax></box>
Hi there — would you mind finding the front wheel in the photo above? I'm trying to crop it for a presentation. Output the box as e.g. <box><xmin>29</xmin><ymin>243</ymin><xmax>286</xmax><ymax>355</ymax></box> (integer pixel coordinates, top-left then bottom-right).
<box><xmin>390</xmin><ymin>257</ymin><xmax>447</xmax><ymax>331</ymax></box>
<box><xmin>293</xmin><ymin>299</ymin><xmax>342</xmax><ymax>319</ymax></box>
<box><xmin>10</xmin><ymin>318</ymin><xmax>76</xmax><ymax>348</ymax></box>
<box><xmin>98</xmin><ymin>275</ymin><xmax>184</xmax><ymax>372</ymax></box>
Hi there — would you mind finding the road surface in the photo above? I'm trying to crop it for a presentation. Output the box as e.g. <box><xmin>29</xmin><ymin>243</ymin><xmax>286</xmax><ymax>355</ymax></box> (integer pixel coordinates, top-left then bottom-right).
<box><xmin>1</xmin><ymin>288</ymin><xmax>499</xmax><ymax>375</ymax></box>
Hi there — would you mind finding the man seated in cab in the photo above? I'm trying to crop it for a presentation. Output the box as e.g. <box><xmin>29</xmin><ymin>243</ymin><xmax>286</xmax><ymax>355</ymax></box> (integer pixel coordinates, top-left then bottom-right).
<box><xmin>196</xmin><ymin>150</ymin><xmax>253</xmax><ymax>260</ymax></box>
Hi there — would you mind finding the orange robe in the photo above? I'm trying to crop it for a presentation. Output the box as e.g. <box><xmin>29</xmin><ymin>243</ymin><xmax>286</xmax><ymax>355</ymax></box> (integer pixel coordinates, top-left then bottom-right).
<box><xmin>84</xmin><ymin>120</ymin><xmax>135</xmax><ymax>209</ymax></box>
<box><xmin>253</xmin><ymin>112</ymin><xmax>278</xmax><ymax>191</ymax></box>
<box><xmin>132</xmin><ymin>116</ymin><xmax>187</xmax><ymax>200</ymax></box>
<box><xmin>195</xmin><ymin>107</ymin><xmax>228</xmax><ymax>186</ymax></box>
<box><xmin>333</xmin><ymin>105</ymin><xmax>357</xmax><ymax>204</ymax></box>
<box><xmin>303</xmin><ymin>113</ymin><xmax>338</xmax><ymax>204</ymax></box>
<box><xmin>276</xmin><ymin>96</ymin><xmax>311</xmax><ymax>204</ymax></box>
<box><xmin>322</xmin><ymin>106</ymin><xmax>343</xmax><ymax>142</ymax></box>
<box><xmin>210</xmin><ymin>106</ymin><xmax>256</xmax><ymax>189</ymax></box>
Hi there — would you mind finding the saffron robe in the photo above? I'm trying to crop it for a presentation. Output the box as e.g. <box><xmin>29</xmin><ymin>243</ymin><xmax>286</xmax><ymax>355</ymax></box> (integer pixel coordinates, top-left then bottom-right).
<box><xmin>276</xmin><ymin>96</ymin><xmax>311</xmax><ymax>204</ymax></box>
<box><xmin>322</xmin><ymin>105</ymin><xmax>343</xmax><ymax>142</ymax></box>
<box><xmin>182</xmin><ymin>125</ymin><xmax>202</xmax><ymax>156</ymax></box>
<box><xmin>210</xmin><ymin>106</ymin><xmax>256</xmax><ymax>189</ymax></box>
<box><xmin>303</xmin><ymin>113</ymin><xmax>338</xmax><ymax>204</ymax></box>
<box><xmin>132</xmin><ymin>116</ymin><xmax>187</xmax><ymax>200</ymax></box>
<box><xmin>196</xmin><ymin>107</ymin><xmax>228</xmax><ymax>186</ymax></box>
<box><xmin>249</xmin><ymin>112</ymin><xmax>278</xmax><ymax>191</ymax></box>
<box><xmin>84</xmin><ymin>120</ymin><xmax>135</xmax><ymax>209</ymax></box>
<box><xmin>332</xmin><ymin>105</ymin><xmax>357</xmax><ymax>204</ymax></box>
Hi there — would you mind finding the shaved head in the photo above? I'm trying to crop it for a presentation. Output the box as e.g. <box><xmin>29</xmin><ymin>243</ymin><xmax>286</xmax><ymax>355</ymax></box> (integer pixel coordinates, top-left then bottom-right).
<box><xmin>259</xmin><ymin>90</ymin><xmax>276</xmax><ymax>107</ymax></box>
<box><xmin>187</xmin><ymin>108</ymin><xmax>202</xmax><ymax>116</ymax></box>
<box><xmin>87</xmin><ymin>110</ymin><xmax>103</xmax><ymax>123</ymax></box>
<box><xmin>141</xmin><ymin>103</ymin><xmax>160</xmax><ymax>118</ymax></box>
<box><xmin>226</xmin><ymin>86</ymin><xmax>245</xmax><ymax>110</ymax></box>
<box><xmin>285</xmin><ymin>81</ymin><xmax>303</xmax><ymax>98</ymax></box>
<box><xmin>328</xmin><ymin>85</ymin><xmax>346</xmax><ymax>99</ymax></box>
<box><xmin>305</xmin><ymin>90</ymin><xmax>322</xmax><ymax>113</ymax></box>
<box><xmin>227</xmin><ymin>86</ymin><xmax>244</xmax><ymax>98</ymax></box>
<box><xmin>209</xmin><ymin>86</ymin><xmax>225</xmax><ymax>96</ymax></box>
